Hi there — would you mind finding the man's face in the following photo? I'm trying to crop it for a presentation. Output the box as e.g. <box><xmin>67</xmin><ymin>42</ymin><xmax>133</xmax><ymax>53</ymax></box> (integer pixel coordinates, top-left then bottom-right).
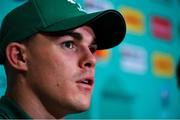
<box><xmin>25</xmin><ymin>26</ymin><xmax>97</xmax><ymax>116</ymax></box>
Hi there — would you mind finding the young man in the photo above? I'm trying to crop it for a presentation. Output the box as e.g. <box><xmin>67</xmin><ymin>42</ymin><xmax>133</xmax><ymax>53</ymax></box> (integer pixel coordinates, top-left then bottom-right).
<box><xmin>0</xmin><ymin>0</ymin><xmax>126</xmax><ymax>119</ymax></box>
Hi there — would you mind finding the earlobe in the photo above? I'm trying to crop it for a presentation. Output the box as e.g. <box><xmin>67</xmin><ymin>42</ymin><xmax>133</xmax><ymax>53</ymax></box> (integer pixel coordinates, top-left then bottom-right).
<box><xmin>6</xmin><ymin>42</ymin><xmax>28</xmax><ymax>71</ymax></box>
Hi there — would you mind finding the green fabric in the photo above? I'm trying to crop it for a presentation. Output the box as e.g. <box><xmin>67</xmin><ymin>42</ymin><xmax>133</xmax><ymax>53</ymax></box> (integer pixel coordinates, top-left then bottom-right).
<box><xmin>0</xmin><ymin>0</ymin><xmax>126</xmax><ymax>64</ymax></box>
<box><xmin>0</xmin><ymin>96</ymin><xmax>31</xmax><ymax>119</ymax></box>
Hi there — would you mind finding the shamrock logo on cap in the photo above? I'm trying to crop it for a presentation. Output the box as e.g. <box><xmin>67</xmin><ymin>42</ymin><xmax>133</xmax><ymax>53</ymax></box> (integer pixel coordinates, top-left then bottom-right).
<box><xmin>67</xmin><ymin>0</ymin><xmax>76</xmax><ymax>4</ymax></box>
<box><xmin>67</xmin><ymin>0</ymin><xmax>86</xmax><ymax>12</ymax></box>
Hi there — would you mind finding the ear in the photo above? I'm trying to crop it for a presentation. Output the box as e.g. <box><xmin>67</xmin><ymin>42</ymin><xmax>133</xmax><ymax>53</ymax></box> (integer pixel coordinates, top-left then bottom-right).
<box><xmin>6</xmin><ymin>42</ymin><xmax>28</xmax><ymax>71</ymax></box>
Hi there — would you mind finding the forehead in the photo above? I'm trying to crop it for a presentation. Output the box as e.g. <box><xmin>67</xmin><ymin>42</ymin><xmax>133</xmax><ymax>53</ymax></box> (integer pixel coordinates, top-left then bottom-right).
<box><xmin>73</xmin><ymin>26</ymin><xmax>95</xmax><ymax>39</ymax></box>
<box><xmin>35</xmin><ymin>26</ymin><xmax>96</xmax><ymax>44</ymax></box>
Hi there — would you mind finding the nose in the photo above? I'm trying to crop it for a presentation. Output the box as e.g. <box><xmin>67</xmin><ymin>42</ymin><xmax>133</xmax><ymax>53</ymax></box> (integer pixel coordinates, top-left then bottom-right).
<box><xmin>79</xmin><ymin>48</ymin><xmax>96</xmax><ymax>69</ymax></box>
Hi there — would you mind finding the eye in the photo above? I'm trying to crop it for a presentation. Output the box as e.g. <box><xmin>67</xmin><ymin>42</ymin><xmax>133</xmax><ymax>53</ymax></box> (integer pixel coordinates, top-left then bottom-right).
<box><xmin>62</xmin><ymin>41</ymin><xmax>75</xmax><ymax>49</ymax></box>
<box><xmin>89</xmin><ymin>44</ymin><xmax>97</xmax><ymax>54</ymax></box>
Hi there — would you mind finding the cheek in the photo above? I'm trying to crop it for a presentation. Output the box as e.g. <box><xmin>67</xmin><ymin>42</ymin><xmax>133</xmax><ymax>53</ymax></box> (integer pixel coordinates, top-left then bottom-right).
<box><xmin>52</xmin><ymin>51</ymin><xmax>80</xmax><ymax>75</ymax></box>
<box><xmin>27</xmin><ymin>44</ymin><xmax>83</xmax><ymax>93</ymax></box>
<box><xmin>27</xmin><ymin>48</ymin><xmax>79</xmax><ymax>90</ymax></box>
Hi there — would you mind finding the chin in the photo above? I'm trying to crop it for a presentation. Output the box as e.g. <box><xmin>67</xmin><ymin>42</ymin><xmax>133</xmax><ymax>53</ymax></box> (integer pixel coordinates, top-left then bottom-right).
<box><xmin>71</xmin><ymin>108</ymin><xmax>89</xmax><ymax>115</ymax></box>
<box><xmin>80</xmin><ymin>104</ymin><xmax>90</xmax><ymax>112</ymax></box>
<box><xmin>70</xmin><ymin>102</ymin><xmax>90</xmax><ymax>114</ymax></box>
<box><xmin>78</xmin><ymin>103</ymin><xmax>90</xmax><ymax>112</ymax></box>
<box><xmin>66</xmin><ymin>95</ymin><xmax>92</xmax><ymax>114</ymax></box>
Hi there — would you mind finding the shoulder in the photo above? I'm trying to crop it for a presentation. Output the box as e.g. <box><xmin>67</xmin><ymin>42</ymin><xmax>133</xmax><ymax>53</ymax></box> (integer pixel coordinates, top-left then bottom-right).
<box><xmin>0</xmin><ymin>114</ymin><xmax>9</xmax><ymax>119</ymax></box>
<box><xmin>0</xmin><ymin>96</ymin><xmax>31</xmax><ymax>119</ymax></box>
<box><xmin>0</xmin><ymin>97</ymin><xmax>10</xmax><ymax>119</ymax></box>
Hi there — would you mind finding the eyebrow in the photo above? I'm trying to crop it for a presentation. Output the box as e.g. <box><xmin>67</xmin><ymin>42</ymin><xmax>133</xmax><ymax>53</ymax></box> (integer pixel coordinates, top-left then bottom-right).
<box><xmin>41</xmin><ymin>31</ymin><xmax>96</xmax><ymax>45</ymax></box>
<box><xmin>65</xmin><ymin>31</ymin><xmax>83</xmax><ymax>41</ymax></box>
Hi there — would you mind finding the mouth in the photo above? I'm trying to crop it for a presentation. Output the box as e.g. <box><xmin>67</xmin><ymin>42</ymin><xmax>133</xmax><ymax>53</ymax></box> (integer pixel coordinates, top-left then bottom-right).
<box><xmin>76</xmin><ymin>78</ymin><xmax>94</xmax><ymax>87</ymax></box>
<box><xmin>76</xmin><ymin>76</ymin><xmax>94</xmax><ymax>93</ymax></box>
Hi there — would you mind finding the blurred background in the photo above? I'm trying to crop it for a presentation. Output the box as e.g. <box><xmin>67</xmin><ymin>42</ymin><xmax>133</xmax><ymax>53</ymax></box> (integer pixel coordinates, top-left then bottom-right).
<box><xmin>0</xmin><ymin>0</ymin><xmax>180</xmax><ymax>119</ymax></box>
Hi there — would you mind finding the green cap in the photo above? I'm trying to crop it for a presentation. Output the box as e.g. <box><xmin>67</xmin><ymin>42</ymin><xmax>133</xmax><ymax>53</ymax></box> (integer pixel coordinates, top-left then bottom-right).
<box><xmin>0</xmin><ymin>0</ymin><xmax>126</xmax><ymax>64</ymax></box>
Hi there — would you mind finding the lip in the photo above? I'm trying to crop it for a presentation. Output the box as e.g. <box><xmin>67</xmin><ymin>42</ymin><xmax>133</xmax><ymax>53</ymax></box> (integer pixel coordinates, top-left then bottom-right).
<box><xmin>76</xmin><ymin>76</ymin><xmax>94</xmax><ymax>86</ymax></box>
<box><xmin>76</xmin><ymin>76</ymin><xmax>94</xmax><ymax>91</ymax></box>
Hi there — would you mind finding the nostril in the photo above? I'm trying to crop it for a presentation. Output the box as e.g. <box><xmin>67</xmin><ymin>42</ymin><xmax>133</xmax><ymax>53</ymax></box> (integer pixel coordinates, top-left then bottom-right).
<box><xmin>84</xmin><ymin>63</ymin><xmax>92</xmax><ymax>67</ymax></box>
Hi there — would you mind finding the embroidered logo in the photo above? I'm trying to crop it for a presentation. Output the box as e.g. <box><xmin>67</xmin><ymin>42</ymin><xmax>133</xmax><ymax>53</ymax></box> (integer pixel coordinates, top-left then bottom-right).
<box><xmin>67</xmin><ymin>0</ymin><xmax>76</xmax><ymax>4</ymax></box>
<box><xmin>67</xmin><ymin>0</ymin><xmax>86</xmax><ymax>12</ymax></box>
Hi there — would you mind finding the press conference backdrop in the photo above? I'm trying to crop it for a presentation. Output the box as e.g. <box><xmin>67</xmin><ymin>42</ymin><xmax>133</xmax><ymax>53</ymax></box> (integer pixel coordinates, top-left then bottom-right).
<box><xmin>0</xmin><ymin>0</ymin><xmax>180</xmax><ymax>119</ymax></box>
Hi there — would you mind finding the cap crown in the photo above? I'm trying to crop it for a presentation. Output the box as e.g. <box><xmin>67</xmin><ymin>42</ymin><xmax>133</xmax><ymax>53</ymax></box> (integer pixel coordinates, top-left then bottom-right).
<box><xmin>0</xmin><ymin>0</ymin><xmax>86</xmax><ymax>50</ymax></box>
<box><xmin>32</xmin><ymin>0</ymin><xmax>86</xmax><ymax>27</ymax></box>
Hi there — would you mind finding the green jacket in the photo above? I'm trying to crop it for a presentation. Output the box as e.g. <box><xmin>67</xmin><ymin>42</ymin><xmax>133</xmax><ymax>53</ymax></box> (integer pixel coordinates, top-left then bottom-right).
<box><xmin>0</xmin><ymin>96</ymin><xmax>31</xmax><ymax>119</ymax></box>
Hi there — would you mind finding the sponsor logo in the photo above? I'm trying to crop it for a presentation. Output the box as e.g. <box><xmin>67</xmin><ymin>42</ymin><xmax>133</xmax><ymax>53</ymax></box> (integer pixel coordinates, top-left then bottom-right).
<box><xmin>120</xmin><ymin>44</ymin><xmax>147</xmax><ymax>74</ymax></box>
<box><xmin>84</xmin><ymin>0</ymin><xmax>114</xmax><ymax>13</ymax></box>
<box><xmin>96</xmin><ymin>50</ymin><xmax>110</xmax><ymax>61</ymax></box>
<box><xmin>120</xmin><ymin>6</ymin><xmax>145</xmax><ymax>35</ymax></box>
<box><xmin>160</xmin><ymin>85</ymin><xmax>170</xmax><ymax>107</ymax></box>
<box><xmin>151</xmin><ymin>16</ymin><xmax>172</xmax><ymax>40</ymax></box>
<box><xmin>152</xmin><ymin>52</ymin><xmax>174</xmax><ymax>78</ymax></box>
<box><xmin>102</xmin><ymin>89</ymin><xmax>134</xmax><ymax>101</ymax></box>
<box><xmin>99</xmin><ymin>77</ymin><xmax>134</xmax><ymax>118</ymax></box>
